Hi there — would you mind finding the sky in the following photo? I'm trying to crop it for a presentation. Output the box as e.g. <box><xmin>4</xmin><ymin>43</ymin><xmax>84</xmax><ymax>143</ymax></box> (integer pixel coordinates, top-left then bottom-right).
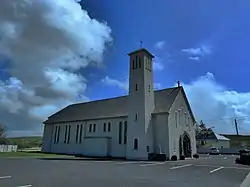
<box><xmin>0</xmin><ymin>0</ymin><xmax>250</xmax><ymax>137</ymax></box>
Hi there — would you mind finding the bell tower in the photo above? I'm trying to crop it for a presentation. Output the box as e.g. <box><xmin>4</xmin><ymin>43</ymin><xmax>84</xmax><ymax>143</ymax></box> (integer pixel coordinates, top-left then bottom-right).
<box><xmin>126</xmin><ymin>48</ymin><xmax>155</xmax><ymax>160</ymax></box>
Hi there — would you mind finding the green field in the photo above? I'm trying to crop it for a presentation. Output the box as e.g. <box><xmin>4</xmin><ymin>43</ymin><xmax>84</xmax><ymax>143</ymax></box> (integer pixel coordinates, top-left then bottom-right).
<box><xmin>0</xmin><ymin>151</ymin><xmax>72</xmax><ymax>158</ymax></box>
<box><xmin>6</xmin><ymin>136</ymin><xmax>42</xmax><ymax>149</ymax></box>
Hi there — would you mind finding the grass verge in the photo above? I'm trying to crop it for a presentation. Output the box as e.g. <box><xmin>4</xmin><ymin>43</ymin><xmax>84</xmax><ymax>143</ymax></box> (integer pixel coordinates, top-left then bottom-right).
<box><xmin>0</xmin><ymin>151</ymin><xmax>73</xmax><ymax>158</ymax></box>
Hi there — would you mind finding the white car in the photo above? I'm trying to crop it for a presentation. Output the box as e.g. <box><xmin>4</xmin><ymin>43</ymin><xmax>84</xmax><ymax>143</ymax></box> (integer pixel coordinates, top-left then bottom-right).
<box><xmin>209</xmin><ymin>147</ymin><xmax>220</xmax><ymax>155</ymax></box>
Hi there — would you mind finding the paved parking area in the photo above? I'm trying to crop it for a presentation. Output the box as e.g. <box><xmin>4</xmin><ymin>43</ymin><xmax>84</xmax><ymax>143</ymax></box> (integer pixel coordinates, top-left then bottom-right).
<box><xmin>0</xmin><ymin>155</ymin><xmax>249</xmax><ymax>187</ymax></box>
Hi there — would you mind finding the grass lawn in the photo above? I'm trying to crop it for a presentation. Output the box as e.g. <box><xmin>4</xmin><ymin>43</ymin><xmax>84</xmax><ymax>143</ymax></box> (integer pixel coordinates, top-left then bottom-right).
<box><xmin>0</xmin><ymin>151</ymin><xmax>74</xmax><ymax>158</ymax></box>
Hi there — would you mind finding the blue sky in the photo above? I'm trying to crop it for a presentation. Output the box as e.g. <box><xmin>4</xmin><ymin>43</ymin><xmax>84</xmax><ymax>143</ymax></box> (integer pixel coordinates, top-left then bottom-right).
<box><xmin>1</xmin><ymin>0</ymin><xmax>250</xmax><ymax>136</ymax></box>
<box><xmin>83</xmin><ymin>0</ymin><xmax>250</xmax><ymax>99</ymax></box>
<box><xmin>81</xmin><ymin>0</ymin><xmax>250</xmax><ymax>133</ymax></box>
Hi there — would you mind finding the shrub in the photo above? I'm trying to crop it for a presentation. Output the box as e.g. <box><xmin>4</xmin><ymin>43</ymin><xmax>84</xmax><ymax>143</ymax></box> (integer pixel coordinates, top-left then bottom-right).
<box><xmin>180</xmin><ymin>155</ymin><xmax>185</xmax><ymax>160</ymax></box>
<box><xmin>171</xmin><ymin>155</ymin><xmax>177</xmax><ymax>161</ymax></box>
<box><xmin>193</xmin><ymin>154</ymin><xmax>199</xmax><ymax>159</ymax></box>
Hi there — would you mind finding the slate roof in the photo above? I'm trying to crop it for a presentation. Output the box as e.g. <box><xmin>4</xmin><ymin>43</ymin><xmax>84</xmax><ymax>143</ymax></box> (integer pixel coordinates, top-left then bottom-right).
<box><xmin>197</xmin><ymin>132</ymin><xmax>230</xmax><ymax>141</ymax></box>
<box><xmin>44</xmin><ymin>86</ymin><xmax>183</xmax><ymax>124</ymax></box>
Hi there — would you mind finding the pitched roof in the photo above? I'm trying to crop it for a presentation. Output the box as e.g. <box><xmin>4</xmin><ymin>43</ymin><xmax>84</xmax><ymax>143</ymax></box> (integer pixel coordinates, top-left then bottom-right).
<box><xmin>196</xmin><ymin>132</ymin><xmax>230</xmax><ymax>141</ymax></box>
<box><xmin>44</xmin><ymin>87</ymin><xmax>182</xmax><ymax>124</ymax></box>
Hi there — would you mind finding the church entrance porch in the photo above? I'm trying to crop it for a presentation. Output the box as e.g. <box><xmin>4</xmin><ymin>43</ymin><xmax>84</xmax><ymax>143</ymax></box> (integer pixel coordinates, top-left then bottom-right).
<box><xmin>183</xmin><ymin>134</ymin><xmax>191</xmax><ymax>157</ymax></box>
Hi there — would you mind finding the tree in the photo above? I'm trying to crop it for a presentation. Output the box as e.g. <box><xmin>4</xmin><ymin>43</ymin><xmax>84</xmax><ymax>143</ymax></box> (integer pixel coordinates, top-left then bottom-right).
<box><xmin>196</xmin><ymin>120</ymin><xmax>214</xmax><ymax>147</ymax></box>
<box><xmin>0</xmin><ymin>124</ymin><xmax>7</xmax><ymax>144</ymax></box>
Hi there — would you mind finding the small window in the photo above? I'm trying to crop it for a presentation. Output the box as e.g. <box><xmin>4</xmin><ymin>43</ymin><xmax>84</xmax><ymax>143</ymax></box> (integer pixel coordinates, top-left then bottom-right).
<box><xmin>67</xmin><ymin>125</ymin><xmax>71</xmax><ymax>144</ymax></box>
<box><xmin>53</xmin><ymin>126</ymin><xmax>57</xmax><ymax>144</ymax></box>
<box><xmin>76</xmin><ymin>125</ymin><xmax>79</xmax><ymax>143</ymax></box>
<box><xmin>135</xmin><ymin>114</ymin><xmax>138</xmax><ymax>121</ymax></box>
<box><xmin>64</xmin><ymin>125</ymin><xmax>68</xmax><ymax>143</ymax></box>
<box><xmin>135</xmin><ymin>84</ymin><xmax>138</xmax><ymax>91</ymax></box>
<box><xmin>148</xmin><ymin>59</ymin><xmax>151</xmax><ymax>72</ymax></box>
<box><xmin>146</xmin><ymin>146</ymin><xmax>150</xmax><ymax>152</ymax></box>
<box><xmin>139</xmin><ymin>57</ymin><xmax>141</xmax><ymax>68</ymax></box>
<box><xmin>135</xmin><ymin>56</ymin><xmax>138</xmax><ymax>69</ymax></box>
<box><xmin>108</xmin><ymin>122</ymin><xmax>111</xmax><ymax>132</ymax></box>
<box><xmin>134</xmin><ymin>138</ymin><xmax>138</xmax><ymax>150</ymax></box>
<box><xmin>124</xmin><ymin>121</ymin><xmax>127</xmax><ymax>144</ymax></box>
<box><xmin>148</xmin><ymin>85</ymin><xmax>151</xmax><ymax>92</ymax></box>
<box><xmin>103</xmin><ymin>123</ymin><xmax>106</xmax><ymax>132</ymax></box>
<box><xmin>175</xmin><ymin>112</ymin><xmax>178</xmax><ymax>128</ymax></box>
<box><xmin>93</xmin><ymin>124</ymin><xmax>96</xmax><ymax>132</ymax></box>
<box><xmin>79</xmin><ymin>124</ymin><xmax>83</xmax><ymax>143</ymax></box>
<box><xmin>89</xmin><ymin>124</ymin><xmax>92</xmax><ymax>132</ymax></box>
<box><xmin>56</xmin><ymin>126</ymin><xmax>60</xmax><ymax>144</ymax></box>
<box><xmin>184</xmin><ymin>112</ymin><xmax>187</xmax><ymax>123</ymax></box>
<box><xmin>119</xmin><ymin>121</ymin><xmax>122</xmax><ymax>144</ymax></box>
<box><xmin>132</xmin><ymin>60</ymin><xmax>135</xmax><ymax>69</ymax></box>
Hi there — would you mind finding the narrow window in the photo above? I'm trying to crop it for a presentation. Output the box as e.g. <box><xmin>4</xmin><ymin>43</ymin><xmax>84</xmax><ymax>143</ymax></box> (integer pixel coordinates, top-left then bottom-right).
<box><xmin>64</xmin><ymin>125</ymin><xmax>68</xmax><ymax>143</ymax></box>
<box><xmin>135</xmin><ymin>114</ymin><xmax>138</xmax><ymax>121</ymax></box>
<box><xmin>135</xmin><ymin>84</ymin><xmax>138</xmax><ymax>91</ymax></box>
<box><xmin>134</xmin><ymin>138</ymin><xmax>138</xmax><ymax>150</ymax></box>
<box><xmin>89</xmin><ymin>124</ymin><xmax>92</xmax><ymax>132</ymax></box>
<box><xmin>103</xmin><ymin>123</ymin><xmax>106</xmax><ymax>132</ymax></box>
<box><xmin>175</xmin><ymin>112</ymin><xmax>178</xmax><ymax>128</ymax></box>
<box><xmin>79</xmin><ymin>124</ymin><xmax>83</xmax><ymax>143</ymax></box>
<box><xmin>56</xmin><ymin>126</ymin><xmax>60</xmax><ymax>144</ymax></box>
<box><xmin>178</xmin><ymin>110</ymin><xmax>181</xmax><ymax>125</ymax></box>
<box><xmin>139</xmin><ymin>57</ymin><xmax>141</xmax><ymax>68</ymax></box>
<box><xmin>124</xmin><ymin>121</ymin><xmax>127</xmax><ymax>144</ymax></box>
<box><xmin>148</xmin><ymin>60</ymin><xmax>151</xmax><ymax>72</ymax></box>
<box><xmin>76</xmin><ymin>125</ymin><xmax>79</xmax><ymax>143</ymax></box>
<box><xmin>146</xmin><ymin>146</ymin><xmax>150</xmax><ymax>152</ymax></box>
<box><xmin>67</xmin><ymin>125</ymin><xmax>71</xmax><ymax>144</ymax></box>
<box><xmin>54</xmin><ymin>126</ymin><xmax>57</xmax><ymax>144</ymax></box>
<box><xmin>135</xmin><ymin>56</ymin><xmax>138</xmax><ymax>69</ymax></box>
<box><xmin>119</xmin><ymin>121</ymin><xmax>122</xmax><ymax>144</ymax></box>
<box><xmin>185</xmin><ymin>112</ymin><xmax>187</xmax><ymax>125</ymax></box>
<box><xmin>93</xmin><ymin>124</ymin><xmax>96</xmax><ymax>132</ymax></box>
<box><xmin>148</xmin><ymin>85</ymin><xmax>151</xmax><ymax>92</ymax></box>
<box><xmin>132</xmin><ymin>60</ymin><xmax>135</xmax><ymax>69</ymax></box>
<box><xmin>108</xmin><ymin>122</ymin><xmax>111</xmax><ymax>132</ymax></box>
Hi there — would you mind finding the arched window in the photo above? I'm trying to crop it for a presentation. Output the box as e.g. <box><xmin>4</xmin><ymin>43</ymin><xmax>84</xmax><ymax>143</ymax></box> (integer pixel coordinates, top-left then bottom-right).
<box><xmin>134</xmin><ymin>138</ymin><xmax>138</xmax><ymax>150</ymax></box>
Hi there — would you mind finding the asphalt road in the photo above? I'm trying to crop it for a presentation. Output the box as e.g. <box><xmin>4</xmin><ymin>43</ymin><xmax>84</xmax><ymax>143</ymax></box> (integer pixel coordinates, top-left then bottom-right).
<box><xmin>0</xmin><ymin>155</ymin><xmax>249</xmax><ymax>187</ymax></box>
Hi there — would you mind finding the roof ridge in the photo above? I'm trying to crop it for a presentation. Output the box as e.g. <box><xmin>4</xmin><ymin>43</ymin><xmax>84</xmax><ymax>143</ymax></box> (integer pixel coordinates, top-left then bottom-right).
<box><xmin>71</xmin><ymin>86</ymin><xmax>180</xmax><ymax>106</ymax></box>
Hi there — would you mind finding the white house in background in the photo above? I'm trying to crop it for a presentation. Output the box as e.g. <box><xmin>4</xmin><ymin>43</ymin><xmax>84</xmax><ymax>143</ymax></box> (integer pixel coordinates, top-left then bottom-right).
<box><xmin>42</xmin><ymin>48</ymin><xmax>197</xmax><ymax>160</ymax></box>
<box><xmin>196</xmin><ymin>132</ymin><xmax>230</xmax><ymax>148</ymax></box>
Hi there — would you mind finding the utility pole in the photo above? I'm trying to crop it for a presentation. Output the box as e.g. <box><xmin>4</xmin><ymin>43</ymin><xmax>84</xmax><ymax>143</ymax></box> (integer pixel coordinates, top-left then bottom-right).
<box><xmin>234</xmin><ymin>119</ymin><xmax>239</xmax><ymax>135</ymax></box>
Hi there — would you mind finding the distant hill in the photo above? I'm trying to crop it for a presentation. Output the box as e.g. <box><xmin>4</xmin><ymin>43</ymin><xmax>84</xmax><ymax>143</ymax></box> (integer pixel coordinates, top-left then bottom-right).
<box><xmin>6</xmin><ymin>136</ymin><xmax>42</xmax><ymax>149</ymax></box>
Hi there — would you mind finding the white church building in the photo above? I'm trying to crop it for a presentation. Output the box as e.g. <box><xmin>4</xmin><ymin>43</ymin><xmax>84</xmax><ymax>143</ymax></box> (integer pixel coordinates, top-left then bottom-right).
<box><xmin>42</xmin><ymin>48</ymin><xmax>197</xmax><ymax>160</ymax></box>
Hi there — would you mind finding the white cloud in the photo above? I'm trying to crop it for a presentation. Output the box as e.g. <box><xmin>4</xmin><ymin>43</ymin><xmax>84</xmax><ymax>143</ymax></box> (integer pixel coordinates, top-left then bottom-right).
<box><xmin>189</xmin><ymin>56</ymin><xmax>200</xmax><ymax>61</ymax></box>
<box><xmin>154</xmin><ymin>83</ymin><xmax>162</xmax><ymax>90</ymax></box>
<box><xmin>153</xmin><ymin>56</ymin><xmax>164</xmax><ymax>71</ymax></box>
<box><xmin>154</xmin><ymin>41</ymin><xmax>165</xmax><ymax>50</ymax></box>
<box><xmin>101</xmin><ymin>76</ymin><xmax>129</xmax><ymax>91</ymax></box>
<box><xmin>182</xmin><ymin>44</ymin><xmax>212</xmax><ymax>60</ymax></box>
<box><xmin>182</xmin><ymin>72</ymin><xmax>250</xmax><ymax>134</ymax></box>
<box><xmin>101</xmin><ymin>76</ymin><xmax>162</xmax><ymax>92</ymax></box>
<box><xmin>0</xmin><ymin>0</ymin><xmax>112</xmax><ymax>136</ymax></box>
<box><xmin>101</xmin><ymin>72</ymin><xmax>250</xmax><ymax>134</ymax></box>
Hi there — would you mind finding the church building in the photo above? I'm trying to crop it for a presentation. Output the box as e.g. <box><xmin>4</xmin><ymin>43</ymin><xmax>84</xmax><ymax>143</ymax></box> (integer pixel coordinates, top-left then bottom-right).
<box><xmin>42</xmin><ymin>48</ymin><xmax>197</xmax><ymax>160</ymax></box>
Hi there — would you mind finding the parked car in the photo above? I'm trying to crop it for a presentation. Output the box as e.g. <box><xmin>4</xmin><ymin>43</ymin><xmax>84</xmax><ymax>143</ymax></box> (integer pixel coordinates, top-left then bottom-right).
<box><xmin>209</xmin><ymin>147</ymin><xmax>220</xmax><ymax>155</ymax></box>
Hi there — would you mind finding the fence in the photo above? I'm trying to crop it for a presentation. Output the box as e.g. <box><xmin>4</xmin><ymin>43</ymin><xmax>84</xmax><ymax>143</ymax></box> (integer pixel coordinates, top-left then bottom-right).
<box><xmin>197</xmin><ymin>147</ymin><xmax>243</xmax><ymax>155</ymax></box>
<box><xmin>0</xmin><ymin>145</ymin><xmax>18</xmax><ymax>152</ymax></box>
